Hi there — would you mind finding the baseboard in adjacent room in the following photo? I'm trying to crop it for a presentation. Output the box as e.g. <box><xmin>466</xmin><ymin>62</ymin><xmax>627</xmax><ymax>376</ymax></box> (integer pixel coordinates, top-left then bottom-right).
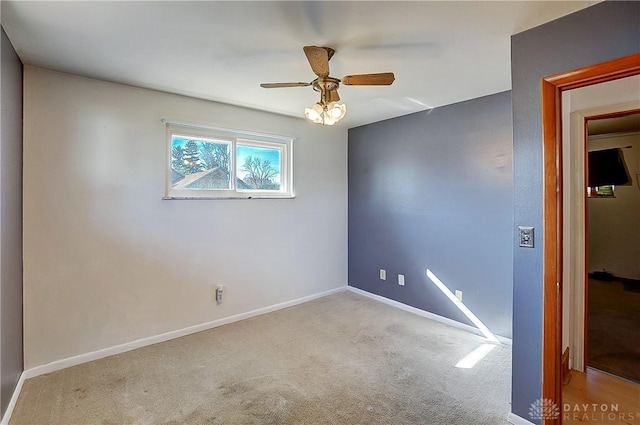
<box><xmin>24</xmin><ymin>286</ymin><xmax>347</xmax><ymax>380</ymax></box>
<box><xmin>507</xmin><ymin>412</ymin><xmax>536</xmax><ymax>425</ymax></box>
<box><xmin>347</xmin><ymin>286</ymin><xmax>512</xmax><ymax>345</ymax></box>
<box><xmin>0</xmin><ymin>372</ymin><xmax>25</xmax><ymax>425</ymax></box>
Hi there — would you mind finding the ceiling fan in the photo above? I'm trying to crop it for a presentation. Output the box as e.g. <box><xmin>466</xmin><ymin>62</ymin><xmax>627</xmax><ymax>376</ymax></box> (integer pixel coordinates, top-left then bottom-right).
<box><xmin>260</xmin><ymin>46</ymin><xmax>395</xmax><ymax>125</ymax></box>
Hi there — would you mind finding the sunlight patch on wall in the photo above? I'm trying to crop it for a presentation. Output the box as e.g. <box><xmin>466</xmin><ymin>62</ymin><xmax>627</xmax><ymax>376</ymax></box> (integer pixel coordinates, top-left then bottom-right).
<box><xmin>426</xmin><ymin>268</ymin><xmax>499</xmax><ymax>343</ymax></box>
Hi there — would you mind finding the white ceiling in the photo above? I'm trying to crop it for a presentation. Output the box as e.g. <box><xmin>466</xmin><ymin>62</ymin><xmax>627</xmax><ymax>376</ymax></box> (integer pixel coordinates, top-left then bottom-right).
<box><xmin>1</xmin><ymin>1</ymin><xmax>600</xmax><ymax>128</ymax></box>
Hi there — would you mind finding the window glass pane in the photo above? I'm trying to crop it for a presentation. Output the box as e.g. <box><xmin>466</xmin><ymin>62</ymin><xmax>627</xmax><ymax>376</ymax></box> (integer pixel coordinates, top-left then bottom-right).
<box><xmin>171</xmin><ymin>135</ymin><xmax>230</xmax><ymax>190</ymax></box>
<box><xmin>587</xmin><ymin>185</ymin><xmax>615</xmax><ymax>198</ymax></box>
<box><xmin>236</xmin><ymin>144</ymin><xmax>282</xmax><ymax>190</ymax></box>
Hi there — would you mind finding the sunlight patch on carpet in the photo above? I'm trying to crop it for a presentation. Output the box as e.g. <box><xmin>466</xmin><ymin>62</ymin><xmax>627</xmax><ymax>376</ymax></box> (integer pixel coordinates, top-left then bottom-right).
<box><xmin>455</xmin><ymin>344</ymin><xmax>497</xmax><ymax>369</ymax></box>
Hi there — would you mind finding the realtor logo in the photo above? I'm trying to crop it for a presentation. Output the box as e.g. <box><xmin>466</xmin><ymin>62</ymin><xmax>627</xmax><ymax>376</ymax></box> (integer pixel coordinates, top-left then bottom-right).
<box><xmin>529</xmin><ymin>398</ymin><xmax>561</xmax><ymax>420</ymax></box>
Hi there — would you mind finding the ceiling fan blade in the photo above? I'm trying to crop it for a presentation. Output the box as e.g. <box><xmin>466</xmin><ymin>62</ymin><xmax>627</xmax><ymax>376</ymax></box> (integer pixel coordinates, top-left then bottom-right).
<box><xmin>303</xmin><ymin>46</ymin><xmax>330</xmax><ymax>77</ymax></box>
<box><xmin>341</xmin><ymin>72</ymin><xmax>395</xmax><ymax>86</ymax></box>
<box><xmin>260</xmin><ymin>82</ymin><xmax>312</xmax><ymax>88</ymax></box>
<box><xmin>328</xmin><ymin>89</ymin><xmax>340</xmax><ymax>102</ymax></box>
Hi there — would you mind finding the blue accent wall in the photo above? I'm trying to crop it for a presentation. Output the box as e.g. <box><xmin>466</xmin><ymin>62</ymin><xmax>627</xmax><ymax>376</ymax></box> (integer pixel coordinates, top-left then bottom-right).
<box><xmin>0</xmin><ymin>26</ymin><xmax>24</xmax><ymax>417</ymax></box>
<box><xmin>511</xmin><ymin>2</ymin><xmax>640</xmax><ymax>422</ymax></box>
<box><xmin>348</xmin><ymin>91</ymin><xmax>513</xmax><ymax>339</ymax></box>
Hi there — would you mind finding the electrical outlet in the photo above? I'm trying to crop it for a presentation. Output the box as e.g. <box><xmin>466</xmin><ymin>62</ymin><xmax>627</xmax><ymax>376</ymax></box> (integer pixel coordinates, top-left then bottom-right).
<box><xmin>216</xmin><ymin>285</ymin><xmax>224</xmax><ymax>305</ymax></box>
<box><xmin>398</xmin><ymin>274</ymin><xmax>405</xmax><ymax>286</ymax></box>
<box><xmin>380</xmin><ymin>269</ymin><xmax>386</xmax><ymax>280</ymax></box>
<box><xmin>455</xmin><ymin>290</ymin><xmax>463</xmax><ymax>302</ymax></box>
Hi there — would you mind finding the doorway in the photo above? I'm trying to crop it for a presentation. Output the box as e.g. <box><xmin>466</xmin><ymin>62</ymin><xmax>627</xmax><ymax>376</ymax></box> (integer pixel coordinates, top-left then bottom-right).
<box><xmin>559</xmin><ymin>77</ymin><xmax>640</xmax><ymax>425</ymax></box>
<box><xmin>541</xmin><ymin>52</ymin><xmax>640</xmax><ymax>425</ymax></box>
<box><xmin>559</xmin><ymin>78</ymin><xmax>640</xmax><ymax>382</ymax></box>
<box><xmin>560</xmin><ymin>77</ymin><xmax>640</xmax><ymax>380</ymax></box>
<box><xmin>585</xmin><ymin>112</ymin><xmax>640</xmax><ymax>384</ymax></box>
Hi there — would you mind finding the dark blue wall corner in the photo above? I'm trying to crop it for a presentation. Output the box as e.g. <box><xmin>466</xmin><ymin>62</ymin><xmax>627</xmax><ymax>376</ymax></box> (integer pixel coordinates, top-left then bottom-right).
<box><xmin>348</xmin><ymin>91</ymin><xmax>514</xmax><ymax>340</ymax></box>
<box><xmin>511</xmin><ymin>1</ymin><xmax>640</xmax><ymax>422</ymax></box>
<box><xmin>0</xmin><ymin>26</ymin><xmax>24</xmax><ymax>418</ymax></box>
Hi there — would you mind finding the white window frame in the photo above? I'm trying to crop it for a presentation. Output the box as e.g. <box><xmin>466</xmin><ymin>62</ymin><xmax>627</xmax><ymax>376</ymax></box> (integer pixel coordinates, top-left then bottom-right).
<box><xmin>164</xmin><ymin>121</ymin><xmax>294</xmax><ymax>199</ymax></box>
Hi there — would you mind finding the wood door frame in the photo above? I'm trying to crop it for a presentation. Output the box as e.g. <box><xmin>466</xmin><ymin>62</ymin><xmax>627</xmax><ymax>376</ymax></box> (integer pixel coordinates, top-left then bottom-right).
<box><xmin>541</xmin><ymin>52</ymin><xmax>640</xmax><ymax>425</ymax></box>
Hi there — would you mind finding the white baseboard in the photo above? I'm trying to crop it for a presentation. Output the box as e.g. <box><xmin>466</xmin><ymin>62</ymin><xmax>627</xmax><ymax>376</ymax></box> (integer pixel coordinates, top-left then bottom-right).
<box><xmin>507</xmin><ymin>412</ymin><xmax>535</xmax><ymax>425</ymax></box>
<box><xmin>0</xmin><ymin>372</ymin><xmax>25</xmax><ymax>425</ymax></box>
<box><xmin>24</xmin><ymin>286</ymin><xmax>347</xmax><ymax>379</ymax></box>
<box><xmin>347</xmin><ymin>286</ymin><xmax>512</xmax><ymax>346</ymax></box>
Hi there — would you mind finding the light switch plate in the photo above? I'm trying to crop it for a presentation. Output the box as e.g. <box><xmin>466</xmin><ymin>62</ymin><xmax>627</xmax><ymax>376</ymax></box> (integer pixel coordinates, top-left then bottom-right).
<box><xmin>518</xmin><ymin>226</ymin><xmax>534</xmax><ymax>248</ymax></box>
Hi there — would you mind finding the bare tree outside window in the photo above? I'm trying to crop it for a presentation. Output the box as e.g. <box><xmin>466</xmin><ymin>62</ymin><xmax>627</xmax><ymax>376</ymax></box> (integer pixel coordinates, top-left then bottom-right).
<box><xmin>241</xmin><ymin>156</ymin><xmax>279</xmax><ymax>189</ymax></box>
<box><xmin>200</xmin><ymin>142</ymin><xmax>230</xmax><ymax>177</ymax></box>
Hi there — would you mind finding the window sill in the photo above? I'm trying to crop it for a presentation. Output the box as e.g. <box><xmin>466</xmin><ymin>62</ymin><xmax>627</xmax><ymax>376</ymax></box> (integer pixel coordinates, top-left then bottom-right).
<box><xmin>162</xmin><ymin>195</ymin><xmax>296</xmax><ymax>200</ymax></box>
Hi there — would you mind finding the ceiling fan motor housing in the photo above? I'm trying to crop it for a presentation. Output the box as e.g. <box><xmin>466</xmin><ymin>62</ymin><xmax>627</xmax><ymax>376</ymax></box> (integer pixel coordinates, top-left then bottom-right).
<box><xmin>313</xmin><ymin>77</ymin><xmax>340</xmax><ymax>93</ymax></box>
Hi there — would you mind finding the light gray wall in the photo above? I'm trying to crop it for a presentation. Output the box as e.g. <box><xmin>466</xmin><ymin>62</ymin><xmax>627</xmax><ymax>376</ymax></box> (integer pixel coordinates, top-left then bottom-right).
<box><xmin>348</xmin><ymin>91</ymin><xmax>513</xmax><ymax>339</ymax></box>
<box><xmin>0</xmin><ymin>27</ymin><xmax>24</xmax><ymax>417</ymax></box>
<box><xmin>511</xmin><ymin>1</ymin><xmax>640</xmax><ymax>422</ymax></box>
<box><xmin>588</xmin><ymin>134</ymin><xmax>640</xmax><ymax>280</ymax></box>
<box><xmin>23</xmin><ymin>66</ymin><xmax>347</xmax><ymax>369</ymax></box>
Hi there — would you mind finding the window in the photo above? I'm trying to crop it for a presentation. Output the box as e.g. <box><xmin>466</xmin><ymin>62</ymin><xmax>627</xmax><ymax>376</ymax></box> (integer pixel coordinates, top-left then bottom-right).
<box><xmin>165</xmin><ymin>122</ymin><xmax>293</xmax><ymax>199</ymax></box>
<box><xmin>587</xmin><ymin>185</ymin><xmax>615</xmax><ymax>198</ymax></box>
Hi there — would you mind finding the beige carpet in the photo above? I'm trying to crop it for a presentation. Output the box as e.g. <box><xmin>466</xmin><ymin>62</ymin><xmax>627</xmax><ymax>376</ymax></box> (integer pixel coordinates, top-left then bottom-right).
<box><xmin>10</xmin><ymin>291</ymin><xmax>511</xmax><ymax>425</ymax></box>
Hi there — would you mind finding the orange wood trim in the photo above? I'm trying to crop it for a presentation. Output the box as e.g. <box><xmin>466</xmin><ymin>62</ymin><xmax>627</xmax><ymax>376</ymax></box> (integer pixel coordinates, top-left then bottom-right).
<box><xmin>586</xmin><ymin>108</ymin><xmax>640</xmax><ymax>127</ymax></box>
<box><xmin>583</xmin><ymin>116</ymin><xmax>590</xmax><ymax>370</ymax></box>
<box><xmin>544</xmin><ymin>53</ymin><xmax>640</xmax><ymax>90</ymax></box>
<box><xmin>541</xmin><ymin>52</ymin><xmax>640</xmax><ymax>425</ymax></box>
<box><xmin>562</xmin><ymin>347</ymin><xmax>571</xmax><ymax>386</ymax></box>
<box><xmin>542</xmin><ymin>78</ymin><xmax>562</xmax><ymax>425</ymax></box>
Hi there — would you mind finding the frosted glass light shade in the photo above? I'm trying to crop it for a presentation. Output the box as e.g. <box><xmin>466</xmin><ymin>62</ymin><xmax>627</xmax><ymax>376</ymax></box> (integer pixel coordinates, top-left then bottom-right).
<box><xmin>304</xmin><ymin>103</ymin><xmax>324</xmax><ymax>124</ymax></box>
<box><xmin>327</xmin><ymin>102</ymin><xmax>346</xmax><ymax>121</ymax></box>
<box><xmin>304</xmin><ymin>101</ymin><xmax>346</xmax><ymax>125</ymax></box>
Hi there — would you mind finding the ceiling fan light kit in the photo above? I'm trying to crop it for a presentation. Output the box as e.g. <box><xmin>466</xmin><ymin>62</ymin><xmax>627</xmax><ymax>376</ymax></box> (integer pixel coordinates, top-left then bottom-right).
<box><xmin>260</xmin><ymin>46</ymin><xmax>395</xmax><ymax>126</ymax></box>
<box><xmin>304</xmin><ymin>101</ymin><xmax>346</xmax><ymax>126</ymax></box>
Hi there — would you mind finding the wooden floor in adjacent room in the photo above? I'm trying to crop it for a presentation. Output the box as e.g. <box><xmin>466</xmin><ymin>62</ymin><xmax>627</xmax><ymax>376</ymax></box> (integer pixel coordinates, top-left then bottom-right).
<box><xmin>587</xmin><ymin>277</ymin><xmax>640</xmax><ymax>384</ymax></box>
<box><xmin>564</xmin><ymin>368</ymin><xmax>640</xmax><ymax>424</ymax></box>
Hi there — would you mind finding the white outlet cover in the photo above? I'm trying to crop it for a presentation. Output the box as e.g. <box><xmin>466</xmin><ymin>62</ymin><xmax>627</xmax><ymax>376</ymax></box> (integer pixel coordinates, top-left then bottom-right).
<box><xmin>380</xmin><ymin>269</ymin><xmax>386</xmax><ymax>280</ymax></box>
<box><xmin>398</xmin><ymin>274</ymin><xmax>405</xmax><ymax>286</ymax></box>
